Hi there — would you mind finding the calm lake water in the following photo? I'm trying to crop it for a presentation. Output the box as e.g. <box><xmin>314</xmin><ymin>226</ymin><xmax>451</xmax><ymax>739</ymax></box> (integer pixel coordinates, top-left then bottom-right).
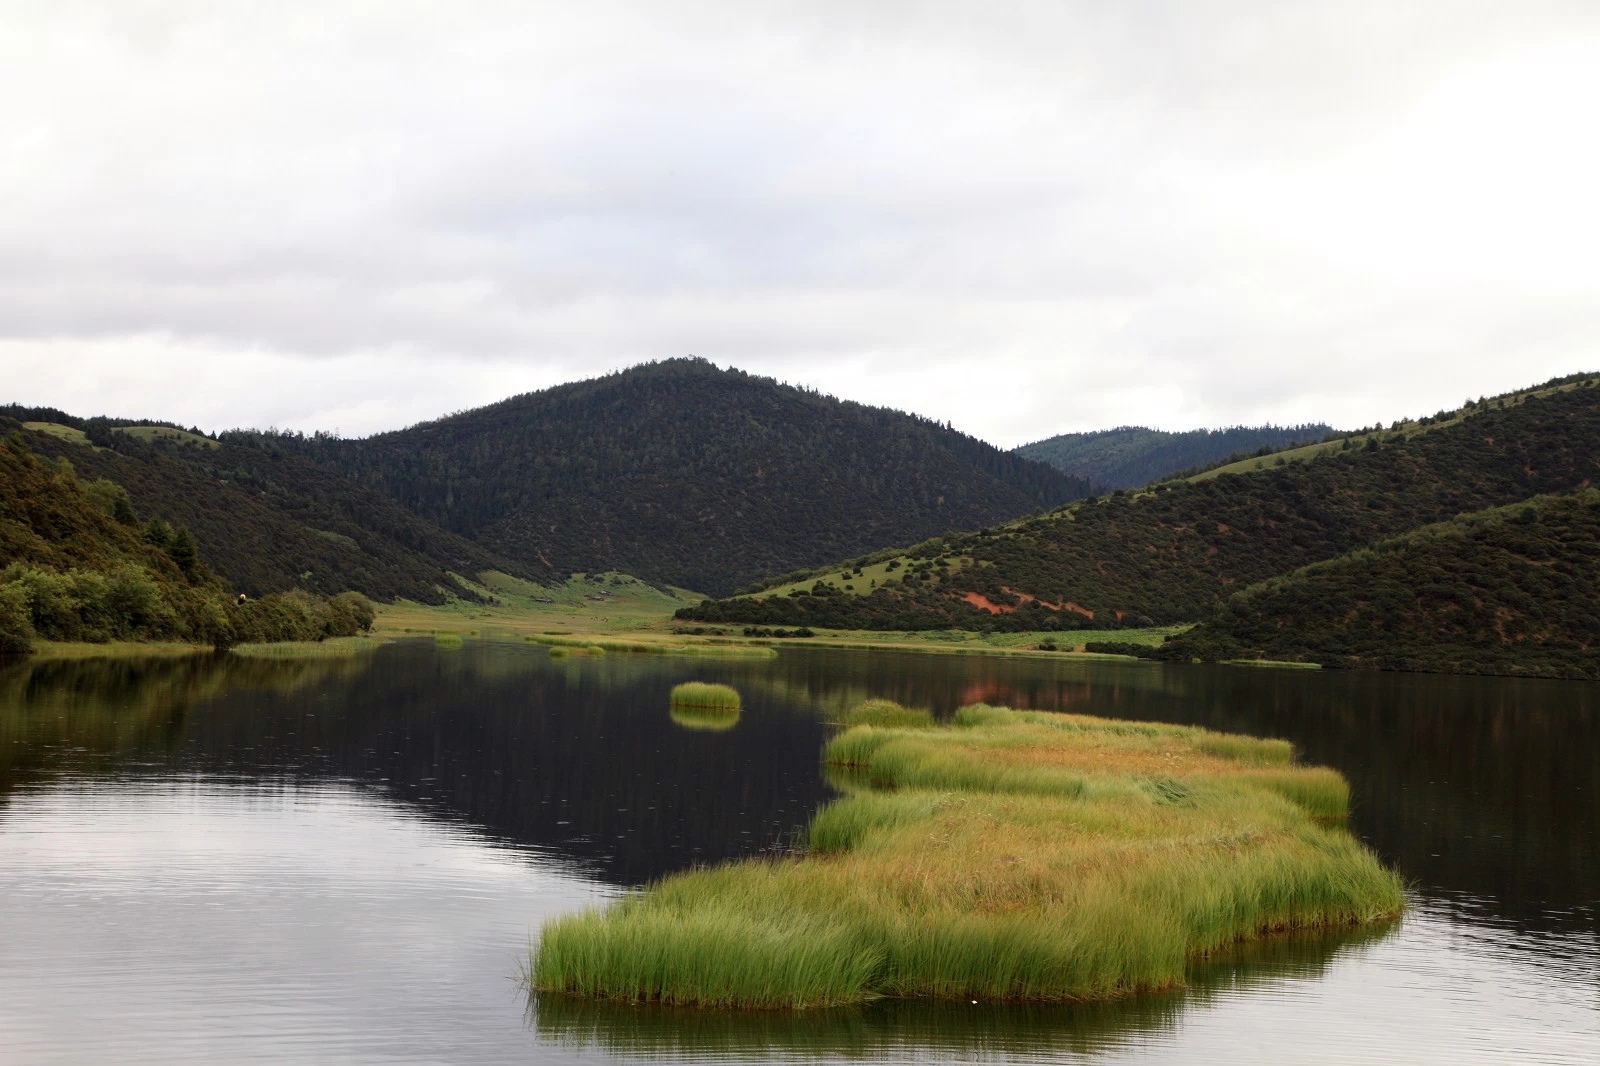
<box><xmin>0</xmin><ymin>640</ymin><xmax>1594</xmax><ymax>1064</ymax></box>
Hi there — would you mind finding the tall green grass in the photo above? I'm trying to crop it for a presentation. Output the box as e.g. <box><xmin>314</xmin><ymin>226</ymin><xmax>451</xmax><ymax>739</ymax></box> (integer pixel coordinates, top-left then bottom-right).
<box><xmin>831</xmin><ymin>699</ymin><xmax>933</xmax><ymax>730</ymax></box>
<box><xmin>529</xmin><ymin>635</ymin><xmax>777</xmax><ymax>659</ymax></box>
<box><xmin>229</xmin><ymin>636</ymin><xmax>383</xmax><ymax>659</ymax></box>
<box><xmin>669</xmin><ymin>682</ymin><xmax>742</xmax><ymax>711</ymax></box>
<box><xmin>532</xmin><ymin>704</ymin><xmax>1404</xmax><ymax>1009</ymax></box>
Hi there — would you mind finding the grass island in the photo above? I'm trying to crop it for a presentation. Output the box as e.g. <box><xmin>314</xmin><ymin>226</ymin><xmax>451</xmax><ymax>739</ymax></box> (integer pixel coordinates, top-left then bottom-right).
<box><xmin>533</xmin><ymin>702</ymin><xmax>1404</xmax><ymax>1009</ymax></box>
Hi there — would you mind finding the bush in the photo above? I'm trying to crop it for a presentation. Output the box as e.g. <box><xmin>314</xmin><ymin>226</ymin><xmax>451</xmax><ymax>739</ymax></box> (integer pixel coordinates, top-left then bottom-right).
<box><xmin>0</xmin><ymin>582</ymin><xmax>35</xmax><ymax>654</ymax></box>
<box><xmin>1083</xmin><ymin>641</ymin><xmax>1156</xmax><ymax>658</ymax></box>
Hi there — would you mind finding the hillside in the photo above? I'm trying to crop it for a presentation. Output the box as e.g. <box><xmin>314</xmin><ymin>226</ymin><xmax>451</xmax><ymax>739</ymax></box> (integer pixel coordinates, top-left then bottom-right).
<box><xmin>679</xmin><ymin>374</ymin><xmax>1600</xmax><ymax>631</ymax></box>
<box><xmin>250</xmin><ymin>358</ymin><xmax>1093</xmax><ymax>596</ymax></box>
<box><xmin>3</xmin><ymin>410</ymin><xmax>537</xmax><ymax>603</ymax></box>
<box><xmin>0</xmin><ymin>431</ymin><xmax>373</xmax><ymax>652</ymax></box>
<box><xmin>1161</xmin><ymin>491</ymin><xmax>1600</xmax><ymax>680</ymax></box>
<box><xmin>1016</xmin><ymin>424</ymin><xmax>1338</xmax><ymax>489</ymax></box>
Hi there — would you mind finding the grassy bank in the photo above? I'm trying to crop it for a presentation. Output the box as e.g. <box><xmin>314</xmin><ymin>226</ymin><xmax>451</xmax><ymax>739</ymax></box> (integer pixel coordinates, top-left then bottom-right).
<box><xmin>228</xmin><ymin>636</ymin><xmax>388</xmax><ymax>659</ymax></box>
<box><xmin>28</xmin><ymin>639</ymin><xmax>214</xmax><ymax>659</ymax></box>
<box><xmin>532</xmin><ymin>703</ymin><xmax>1403</xmax><ymax>1009</ymax></box>
<box><xmin>375</xmin><ymin>581</ymin><xmax>1187</xmax><ymax>662</ymax></box>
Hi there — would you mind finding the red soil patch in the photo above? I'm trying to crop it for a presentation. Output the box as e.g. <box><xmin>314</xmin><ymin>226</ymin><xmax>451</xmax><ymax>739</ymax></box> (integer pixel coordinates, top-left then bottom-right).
<box><xmin>963</xmin><ymin>592</ymin><xmax>1015</xmax><ymax>614</ymax></box>
<box><xmin>964</xmin><ymin>588</ymin><xmax>1096</xmax><ymax>620</ymax></box>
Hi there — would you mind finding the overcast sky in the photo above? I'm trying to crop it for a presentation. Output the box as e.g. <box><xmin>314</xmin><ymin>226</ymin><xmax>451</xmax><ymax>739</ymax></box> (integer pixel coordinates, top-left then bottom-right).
<box><xmin>2</xmin><ymin>1</ymin><xmax>1597</xmax><ymax>448</ymax></box>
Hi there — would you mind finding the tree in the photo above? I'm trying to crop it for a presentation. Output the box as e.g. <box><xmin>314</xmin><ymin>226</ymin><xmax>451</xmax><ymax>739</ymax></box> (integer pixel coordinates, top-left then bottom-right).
<box><xmin>143</xmin><ymin>518</ymin><xmax>174</xmax><ymax>552</ymax></box>
<box><xmin>168</xmin><ymin>527</ymin><xmax>198</xmax><ymax>575</ymax></box>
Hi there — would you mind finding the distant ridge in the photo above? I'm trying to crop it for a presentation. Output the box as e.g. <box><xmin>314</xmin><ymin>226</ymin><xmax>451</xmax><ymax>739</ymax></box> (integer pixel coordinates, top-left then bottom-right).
<box><xmin>1164</xmin><ymin>490</ymin><xmax>1600</xmax><ymax>680</ymax></box>
<box><xmin>3</xmin><ymin>408</ymin><xmax>533</xmax><ymax>603</ymax></box>
<box><xmin>1016</xmin><ymin>424</ymin><xmax>1338</xmax><ymax>490</ymax></box>
<box><xmin>680</xmin><ymin>373</ymin><xmax>1600</xmax><ymax>632</ymax></box>
<box><xmin>249</xmin><ymin>358</ymin><xmax>1094</xmax><ymax>596</ymax></box>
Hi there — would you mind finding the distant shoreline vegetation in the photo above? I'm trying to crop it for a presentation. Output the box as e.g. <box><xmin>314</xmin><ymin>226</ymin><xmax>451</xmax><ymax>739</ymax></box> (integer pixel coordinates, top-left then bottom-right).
<box><xmin>0</xmin><ymin>431</ymin><xmax>375</xmax><ymax>656</ymax></box>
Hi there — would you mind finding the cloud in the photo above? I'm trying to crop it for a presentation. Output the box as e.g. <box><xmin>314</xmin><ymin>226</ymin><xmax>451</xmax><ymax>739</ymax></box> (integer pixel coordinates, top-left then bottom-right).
<box><xmin>1</xmin><ymin>1</ymin><xmax>1597</xmax><ymax>445</ymax></box>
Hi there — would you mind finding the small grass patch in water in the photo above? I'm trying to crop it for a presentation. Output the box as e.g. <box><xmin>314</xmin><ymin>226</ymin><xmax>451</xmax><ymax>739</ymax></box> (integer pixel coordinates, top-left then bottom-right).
<box><xmin>669</xmin><ymin>682</ymin><xmax>742</xmax><ymax>712</ymax></box>
<box><xmin>434</xmin><ymin>632</ymin><xmax>464</xmax><ymax>649</ymax></box>
<box><xmin>831</xmin><ymin>699</ymin><xmax>933</xmax><ymax>730</ymax></box>
<box><xmin>533</xmin><ymin>703</ymin><xmax>1403</xmax><ymax>1009</ymax></box>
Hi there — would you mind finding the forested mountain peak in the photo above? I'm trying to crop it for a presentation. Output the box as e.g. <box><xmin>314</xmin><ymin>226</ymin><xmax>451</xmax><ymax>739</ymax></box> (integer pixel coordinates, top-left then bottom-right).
<box><xmin>243</xmin><ymin>358</ymin><xmax>1095</xmax><ymax>596</ymax></box>
<box><xmin>1015</xmin><ymin>423</ymin><xmax>1339</xmax><ymax>489</ymax></box>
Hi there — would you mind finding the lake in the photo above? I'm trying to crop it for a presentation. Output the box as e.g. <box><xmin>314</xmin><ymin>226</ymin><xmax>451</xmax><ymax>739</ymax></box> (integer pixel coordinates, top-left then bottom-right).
<box><xmin>0</xmin><ymin>640</ymin><xmax>1594</xmax><ymax>1064</ymax></box>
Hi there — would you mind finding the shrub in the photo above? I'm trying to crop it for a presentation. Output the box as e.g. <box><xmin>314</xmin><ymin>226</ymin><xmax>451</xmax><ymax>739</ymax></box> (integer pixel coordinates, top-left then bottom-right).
<box><xmin>0</xmin><ymin>582</ymin><xmax>35</xmax><ymax>654</ymax></box>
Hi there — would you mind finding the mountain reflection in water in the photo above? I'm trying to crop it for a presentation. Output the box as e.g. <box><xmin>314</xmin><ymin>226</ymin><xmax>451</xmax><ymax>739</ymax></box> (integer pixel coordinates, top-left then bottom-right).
<box><xmin>0</xmin><ymin>640</ymin><xmax>1593</xmax><ymax>1064</ymax></box>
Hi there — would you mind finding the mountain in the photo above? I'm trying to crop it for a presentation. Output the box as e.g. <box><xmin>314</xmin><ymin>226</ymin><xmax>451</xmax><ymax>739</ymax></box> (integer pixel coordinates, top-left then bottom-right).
<box><xmin>1016</xmin><ymin>424</ymin><xmax>1338</xmax><ymax>490</ymax></box>
<box><xmin>0</xmin><ymin>430</ymin><xmax>372</xmax><ymax>652</ymax></box>
<box><xmin>3</xmin><ymin>409</ymin><xmax>536</xmax><ymax>604</ymax></box>
<box><xmin>678</xmin><ymin>374</ymin><xmax>1600</xmax><ymax>631</ymax></box>
<box><xmin>249</xmin><ymin>358</ymin><xmax>1094</xmax><ymax>596</ymax></box>
<box><xmin>1161</xmin><ymin>490</ymin><xmax>1600</xmax><ymax>680</ymax></box>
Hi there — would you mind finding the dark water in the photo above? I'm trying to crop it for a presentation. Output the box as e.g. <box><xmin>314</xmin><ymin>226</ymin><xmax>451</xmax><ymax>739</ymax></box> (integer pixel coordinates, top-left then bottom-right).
<box><xmin>0</xmin><ymin>641</ymin><xmax>1594</xmax><ymax>1064</ymax></box>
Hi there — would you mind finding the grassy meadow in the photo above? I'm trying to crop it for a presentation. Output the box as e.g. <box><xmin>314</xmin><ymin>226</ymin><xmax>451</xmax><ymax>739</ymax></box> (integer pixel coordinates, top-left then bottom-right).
<box><xmin>108</xmin><ymin>425</ymin><xmax>219</xmax><ymax>448</ymax></box>
<box><xmin>371</xmin><ymin>569</ymin><xmax>1184</xmax><ymax>662</ymax></box>
<box><xmin>532</xmin><ymin>702</ymin><xmax>1404</xmax><ymax>1009</ymax></box>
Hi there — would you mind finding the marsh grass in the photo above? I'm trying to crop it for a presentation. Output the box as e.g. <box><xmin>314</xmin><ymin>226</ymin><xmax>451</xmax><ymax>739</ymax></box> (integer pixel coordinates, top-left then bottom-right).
<box><xmin>229</xmin><ymin>637</ymin><xmax>384</xmax><ymax>659</ymax></box>
<box><xmin>669</xmin><ymin>682</ymin><xmax>742</xmax><ymax>712</ymax></box>
<box><xmin>529</xmin><ymin>635</ymin><xmax>776</xmax><ymax>659</ymax></box>
<box><xmin>831</xmin><ymin>699</ymin><xmax>933</xmax><ymax>730</ymax></box>
<box><xmin>533</xmin><ymin>702</ymin><xmax>1403</xmax><ymax>1009</ymax></box>
<box><xmin>433</xmin><ymin>632</ymin><xmax>464</xmax><ymax>649</ymax></box>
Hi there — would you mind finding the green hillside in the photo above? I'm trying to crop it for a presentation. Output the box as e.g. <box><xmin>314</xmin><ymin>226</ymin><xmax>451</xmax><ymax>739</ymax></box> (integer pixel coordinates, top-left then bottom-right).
<box><xmin>1161</xmin><ymin>491</ymin><xmax>1600</xmax><ymax>680</ymax></box>
<box><xmin>1017</xmin><ymin>423</ymin><xmax>1337</xmax><ymax>489</ymax></box>
<box><xmin>3</xmin><ymin>409</ymin><xmax>540</xmax><ymax>603</ymax></box>
<box><xmin>679</xmin><ymin>374</ymin><xmax>1600</xmax><ymax>631</ymax></box>
<box><xmin>245</xmin><ymin>358</ymin><xmax>1093</xmax><ymax>596</ymax></box>
<box><xmin>0</xmin><ymin>432</ymin><xmax>373</xmax><ymax>654</ymax></box>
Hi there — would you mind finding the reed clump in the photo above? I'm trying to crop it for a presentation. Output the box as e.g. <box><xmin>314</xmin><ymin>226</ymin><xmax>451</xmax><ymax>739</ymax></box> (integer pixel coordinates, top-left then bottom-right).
<box><xmin>831</xmin><ymin>698</ymin><xmax>933</xmax><ymax>730</ymax></box>
<box><xmin>533</xmin><ymin>702</ymin><xmax>1403</xmax><ymax>1009</ymax></box>
<box><xmin>668</xmin><ymin>682</ymin><xmax>742</xmax><ymax>712</ymax></box>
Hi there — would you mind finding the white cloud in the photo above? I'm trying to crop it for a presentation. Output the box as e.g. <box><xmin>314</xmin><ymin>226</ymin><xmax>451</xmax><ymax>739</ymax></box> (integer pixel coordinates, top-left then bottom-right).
<box><xmin>1</xmin><ymin>1</ymin><xmax>1596</xmax><ymax>446</ymax></box>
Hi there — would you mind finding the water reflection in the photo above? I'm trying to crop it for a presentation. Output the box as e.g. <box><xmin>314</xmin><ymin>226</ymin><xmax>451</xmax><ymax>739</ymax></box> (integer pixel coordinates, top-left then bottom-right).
<box><xmin>0</xmin><ymin>641</ymin><xmax>1595</xmax><ymax>1065</ymax></box>
<box><xmin>0</xmin><ymin>775</ymin><xmax>607</xmax><ymax>1065</ymax></box>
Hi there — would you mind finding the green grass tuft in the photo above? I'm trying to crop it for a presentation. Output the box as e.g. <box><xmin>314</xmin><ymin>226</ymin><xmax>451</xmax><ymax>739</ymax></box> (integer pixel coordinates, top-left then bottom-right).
<box><xmin>832</xmin><ymin>699</ymin><xmax>933</xmax><ymax>730</ymax></box>
<box><xmin>669</xmin><ymin>682</ymin><xmax>742</xmax><ymax>711</ymax></box>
